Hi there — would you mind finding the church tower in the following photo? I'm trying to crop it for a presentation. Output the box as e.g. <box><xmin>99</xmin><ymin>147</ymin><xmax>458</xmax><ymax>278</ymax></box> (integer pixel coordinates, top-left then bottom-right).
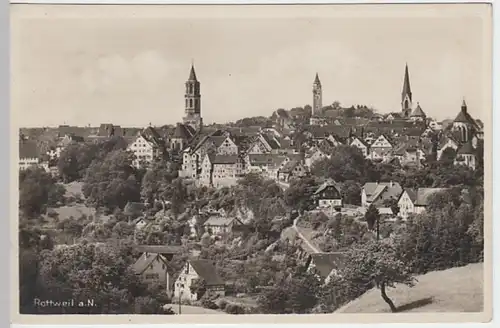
<box><xmin>401</xmin><ymin>63</ymin><xmax>413</xmax><ymax>118</ymax></box>
<box><xmin>183</xmin><ymin>64</ymin><xmax>203</xmax><ymax>131</ymax></box>
<box><xmin>312</xmin><ymin>73</ymin><xmax>323</xmax><ymax>116</ymax></box>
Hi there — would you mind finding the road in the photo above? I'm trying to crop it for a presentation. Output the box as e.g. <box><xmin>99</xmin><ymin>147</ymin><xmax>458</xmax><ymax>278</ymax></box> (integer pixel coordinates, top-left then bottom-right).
<box><xmin>293</xmin><ymin>216</ymin><xmax>322</xmax><ymax>254</ymax></box>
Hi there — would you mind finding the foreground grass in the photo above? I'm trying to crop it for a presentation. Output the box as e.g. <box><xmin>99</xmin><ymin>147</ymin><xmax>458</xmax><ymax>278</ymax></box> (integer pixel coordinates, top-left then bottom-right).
<box><xmin>336</xmin><ymin>262</ymin><xmax>483</xmax><ymax>313</ymax></box>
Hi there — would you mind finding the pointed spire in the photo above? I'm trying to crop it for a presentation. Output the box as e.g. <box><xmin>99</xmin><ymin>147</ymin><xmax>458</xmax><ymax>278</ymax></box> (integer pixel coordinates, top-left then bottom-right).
<box><xmin>314</xmin><ymin>72</ymin><xmax>321</xmax><ymax>84</ymax></box>
<box><xmin>402</xmin><ymin>63</ymin><xmax>412</xmax><ymax>99</ymax></box>
<box><xmin>461</xmin><ymin>97</ymin><xmax>467</xmax><ymax>112</ymax></box>
<box><xmin>188</xmin><ymin>63</ymin><xmax>197</xmax><ymax>81</ymax></box>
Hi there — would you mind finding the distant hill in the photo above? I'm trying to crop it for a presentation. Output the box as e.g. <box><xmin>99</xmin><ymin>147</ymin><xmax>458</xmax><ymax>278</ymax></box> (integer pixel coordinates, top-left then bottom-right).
<box><xmin>336</xmin><ymin>262</ymin><xmax>483</xmax><ymax>313</ymax></box>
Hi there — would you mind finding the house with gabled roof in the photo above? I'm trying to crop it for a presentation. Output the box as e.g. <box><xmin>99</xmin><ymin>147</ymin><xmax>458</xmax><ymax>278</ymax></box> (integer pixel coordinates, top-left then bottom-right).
<box><xmin>368</xmin><ymin>134</ymin><xmax>394</xmax><ymax>161</ymax></box>
<box><xmin>313</xmin><ymin>179</ymin><xmax>342</xmax><ymax>209</ymax></box>
<box><xmin>305</xmin><ymin>147</ymin><xmax>329</xmax><ymax>169</ymax></box>
<box><xmin>437</xmin><ymin>134</ymin><xmax>460</xmax><ymax>161</ymax></box>
<box><xmin>350</xmin><ymin>136</ymin><xmax>369</xmax><ymax>158</ymax></box>
<box><xmin>174</xmin><ymin>259</ymin><xmax>225</xmax><ymax>301</ymax></box>
<box><xmin>398</xmin><ymin>188</ymin><xmax>448</xmax><ymax>219</ymax></box>
<box><xmin>127</xmin><ymin>126</ymin><xmax>166</xmax><ymax>168</ymax></box>
<box><xmin>277</xmin><ymin>159</ymin><xmax>308</xmax><ymax>183</ymax></box>
<box><xmin>203</xmin><ymin>216</ymin><xmax>244</xmax><ymax>235</ymax></box>
<box><xmin>361</xmin><ymin>181</ymin><xmax>403</xmax><ymax>208</ymax></box>
<box><xmin>132</xmin><ymin>245</ymin><xmax>182</xmax><ymax>296</ymax></box>
<box><xmin>305</xmin><ymin>252</ymin><xmax>346</xmax><ymax>284</ymax></box>
<box><xmin>169</xmin><ymin>123</ymin><xmax>196</xmax><ymax>152</ymax></box>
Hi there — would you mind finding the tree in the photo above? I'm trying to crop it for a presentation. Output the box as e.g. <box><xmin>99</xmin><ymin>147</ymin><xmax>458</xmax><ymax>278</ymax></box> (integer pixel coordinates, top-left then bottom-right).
<box><xmin>364</xmin><ymin>205</ymin><xmax>380</xmax><ymax>232</ymax></box>
<box><xmin>37</xmin><ymin>243</ymin><xmax>148</xmax><ymax>314</ymax></box>
<box><xmin>82</xmin><ymin>150</ymin><xmax>141</xmax><ymax>213</ymax></box>
<box><xmin>311</xmin><ymin>145</ymin><xmax>369</xmax><ymax>182</ymax></box>
<box><xmin>342</xmin><ymin>239</ymin><xmax>416</xmax><ymax>312</ymax></box>
<box><xmin>19</xmin><ymin>168</ymin><xmax>66</xmax><ymax>217</ymax></box>
<box><xmin>284</xmin><ymin>176</ymin><xmax>318</xmax><ymax>214</ymax></box>
<box><xmin>140</xmin><ymin>161</ymin><xmax>178</xmax><ymax>205</ymax></box>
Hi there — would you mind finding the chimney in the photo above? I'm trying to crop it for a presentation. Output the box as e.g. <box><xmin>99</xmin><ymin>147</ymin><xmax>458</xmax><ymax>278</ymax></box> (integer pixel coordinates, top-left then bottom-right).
<box><xmin>390</xmin><ymin>180</ymin><xmax>394</xmax><ymax>187</ymax></box>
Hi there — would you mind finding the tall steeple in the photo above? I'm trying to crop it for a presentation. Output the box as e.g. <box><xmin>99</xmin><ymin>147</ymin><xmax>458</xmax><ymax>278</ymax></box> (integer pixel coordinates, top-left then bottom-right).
<box><xmin>461</xmin><ymin>98</ymin><xmax>468</xmax><ymax>113</ymax></box>
<box><xmin>183</xmin><ymin>63</ymin><xmax>202</xmax><ymax>131</ymax></box>
<box><xmin>401</xmin><ymin>63</ymin><xmax>413</xmax><ymax>118</ymax></box>
<box><xmin>312</xmin><ymin>73</ymin><xmax>323</xmax><ymax>117</ymax></box>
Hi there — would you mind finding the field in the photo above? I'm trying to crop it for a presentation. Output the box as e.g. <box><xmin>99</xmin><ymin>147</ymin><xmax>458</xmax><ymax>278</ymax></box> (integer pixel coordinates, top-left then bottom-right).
<box><xmin>336</xmin><ymin>262</ymin><xmax>484</xmax><ymax>313</ymax></box>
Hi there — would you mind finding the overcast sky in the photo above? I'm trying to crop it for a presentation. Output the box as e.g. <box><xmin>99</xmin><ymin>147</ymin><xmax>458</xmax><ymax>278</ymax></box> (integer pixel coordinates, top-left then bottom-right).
<box><xmin>11</xmin><ymin>4</ymin><xmax>491</xmax><ymax>127</ymax></box>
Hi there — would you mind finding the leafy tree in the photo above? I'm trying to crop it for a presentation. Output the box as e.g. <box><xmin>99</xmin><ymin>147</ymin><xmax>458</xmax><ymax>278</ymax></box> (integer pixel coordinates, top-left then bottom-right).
<box><xmin>342</xmin><ymin>239</ymin><xmax>416</xmax><ymax>312</ymax></box>
<box><xmin>82</xmin><ymin>150</ymin><xmax>141</xmax><ymax>213</ymax></box>
<box><xmin>19</xmin><ymin>168</ymin><xmax>66</xmax><ymax>217</ymax></box>
<box><xmin>364</xmin><ymin>205</ymin><xmax>380</xmax><ymax>231</ymax></box>
<box><xmin>257</xmin><ymin>269</ymin><xmax>321</xmax><ymax>314</ymax></box>
<box><xmin>140</xmin><ymin>161</ymin><xmax>178</xmax><ymax>206</ymax></box>
<box><xmin>37</xmin><ymin>243</ymin><xmax>147</xmax><ymax>314</ymax></box>
<box><xmin>311</xmin><ymin>146</ymin><xmax>370</xmax><ymax>182</ymax></box>
<box><xmin>284</xmin><ymin>176</ymin><xmax>318</xmax><ymax>214</ymax></box>
<box><xmin>339</xmin><ymin>180</ymin><xmax>361</xmax><ymax>205</ymax></box>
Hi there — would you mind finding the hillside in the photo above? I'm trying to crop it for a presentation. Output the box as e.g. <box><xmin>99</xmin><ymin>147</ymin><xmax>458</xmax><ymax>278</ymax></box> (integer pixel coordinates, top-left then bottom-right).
<box><xmin>336</xmin><ymin>262</ymin><xmax>483</xmax><ymax>313</ymax></box>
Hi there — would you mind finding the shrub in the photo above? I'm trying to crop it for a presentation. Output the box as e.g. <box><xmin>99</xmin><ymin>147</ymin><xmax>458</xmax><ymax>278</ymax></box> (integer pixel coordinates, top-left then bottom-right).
<box><xmin>225</xmin><ymin>304</ymin><xmax>245</xmax><ymax>314</ymax></box>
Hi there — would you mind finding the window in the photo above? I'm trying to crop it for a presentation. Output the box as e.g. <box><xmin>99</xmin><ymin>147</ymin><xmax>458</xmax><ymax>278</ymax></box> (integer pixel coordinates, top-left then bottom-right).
<box><xmin>145</xmin><ymin>273</ymin><xmax>159</xmax><ymax>280</ymax></box>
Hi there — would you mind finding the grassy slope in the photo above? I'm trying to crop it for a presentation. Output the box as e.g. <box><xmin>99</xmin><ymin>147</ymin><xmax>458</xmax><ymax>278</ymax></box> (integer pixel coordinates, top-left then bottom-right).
<box><xmin>336</xmin><ymin>262</ymin><xmax>483</xmax><ymax>313</ymax></box>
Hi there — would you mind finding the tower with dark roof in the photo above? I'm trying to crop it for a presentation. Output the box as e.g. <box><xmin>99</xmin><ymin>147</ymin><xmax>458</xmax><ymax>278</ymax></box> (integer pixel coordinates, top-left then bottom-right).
<box><xmin>183</xmin><ymin>64</ymin><xmax>203</xmax><ymax>131</ymax></box>
<box><xmin>312</xmin><ymin>73</ymin><xmax>323</xmax><ymax>117</ymax></box>
<box><xmin>452</xmin><ymin>99</ymin><xmax>480</xmax><ymax>143</ymax></box>
<box><xmin>401</xmin><ymin>63</ymin><xmax>413</xmax><ymax>118</ymax></box>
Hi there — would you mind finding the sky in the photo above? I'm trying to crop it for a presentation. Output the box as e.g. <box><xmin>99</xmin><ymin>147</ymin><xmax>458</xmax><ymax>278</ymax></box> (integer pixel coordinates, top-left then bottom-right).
<box><xmin>11</xmin><ymin>4</ymin><xmax>491</xmax><ymax>127</ymax></box>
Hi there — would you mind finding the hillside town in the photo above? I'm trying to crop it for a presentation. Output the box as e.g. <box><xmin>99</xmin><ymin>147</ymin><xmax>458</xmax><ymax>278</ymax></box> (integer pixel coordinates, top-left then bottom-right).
<box><xmin>19</xmin><ymin>63</ymin><xmax>484</xmax><ymax>315</ymax></box>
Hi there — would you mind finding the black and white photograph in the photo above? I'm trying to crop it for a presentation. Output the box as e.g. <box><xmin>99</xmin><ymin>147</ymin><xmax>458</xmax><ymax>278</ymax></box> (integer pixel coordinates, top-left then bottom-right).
<box><xmin>12</xmin><ymin>3</ymin><xmax>492</xmax><ymax>323</ymax></box>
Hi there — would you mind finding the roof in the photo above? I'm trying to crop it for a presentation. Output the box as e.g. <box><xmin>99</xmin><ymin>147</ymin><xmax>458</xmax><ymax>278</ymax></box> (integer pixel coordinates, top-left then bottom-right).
<box><xmin>457</xmin><ymin>141</ymin><xmax>475</xmax><ymax>155</ymax></box>
<box><xmin>203</xmin><ymin>216</ymin><xmax>241</xmax><ymax>227</ymax></box>
<box><xmin>363</xmin><ymin>182</ymin><xmax>403</xmax><ymax>204</ymax></box>
<box><xmin>402</xmin><ymin>188</ymin><xmax>447</xmax><ymax>206</ymax></box>
<box><xmin>212</xmin><ymin>154</ymin><xmax>239</xmax><ymax>165</ymax></box>
<box><xmin>188</xmin><ymin>64</ymin><xmax>198</xmax><ymax>81</ymax></box>
<box><xmin>453</xmin><ymin>101</ymin><xmax>479</xmax><ymax>129</ymax></box>
<box><xmin>401</xmin><ymin>63</ymin><xmax>412</xmax><ymax>101</ymax></box>
<box><xmin>261</xmin><ymin>133</ymin><xmax>281</xmax><ymax>150</ymax></box>
<box><xmin>309</xmin><ymin>252</ymin><xmax>345</xmax><ymax>279</ymax></box>
<box><xmin>134</xmin><ymin>245</ymin><xmax>183</xmax><ymax>255</ymax></box>
<box><xmin>314</xmin><ymin>73</ymin><xmax>321</xmax><ymax>84</ymax></box>
<box><xmin>280</xmin><ymin>159</ymin><xmax>300</xmax><ymax>173</ymax></box>
<box><xmin>410</xmin><ymin>103</ymin><xmax>426</xmax><ymax>117</ymax></box>
<box><xmin>314</xmin><ymin>180</ymin><xmax>340</xmax><ymax>195</ymax></box>
<box><xmin>248</xmin><ymin>154</ymin><xmax>286</xmax><ymax>166</ymax></box>
<box><xmin>172</xmin><ymin>123</ymin><xmax>194</xmax><ymax>140</ymax></box>
<box><xmin>132</xmin><ymin>252</ymin><xmax>167</xmax><ymax>274</ymax></box>
<box><xmin>19</xmin><ymin>140</ymin><xmax>39</xmax><ymax>159</ymax></box>
<box><xmin>189</xmin><ymin>259</ymin><xmax>224</xmax><ymax>286</ymax></box>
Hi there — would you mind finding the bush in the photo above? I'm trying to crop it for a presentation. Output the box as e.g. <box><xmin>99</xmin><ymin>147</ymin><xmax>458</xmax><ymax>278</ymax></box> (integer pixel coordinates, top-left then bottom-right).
<box><xmin>217</xmin><ymin>300</ymin><xmax>228</xmax><ymax>310</ymax></box>
<box><xmin>225</xmin><ymin>304</ymin><xmax>245</xmax><ymax>314</ymax></box>
<box><xmin>201</xmin><ymin>298</ymin><xmax>219</xmax><ymax>310</ymax></box>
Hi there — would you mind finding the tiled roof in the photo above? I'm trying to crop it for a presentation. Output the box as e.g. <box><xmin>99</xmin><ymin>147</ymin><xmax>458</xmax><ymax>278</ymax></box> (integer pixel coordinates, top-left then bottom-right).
<box><xmin>203</xmin><ymin>216</ymin><xmax>241</xmax><ymax>227</ymax></box>
<box><xmin>248</xmin><ymin>154</ymin><xmax>286</xmax><ymax>166</ymax></box>
<box><xmin>172</xmin><ymin>123</ymin><xmax>194</xmax><ymax>140</ymax></box>
<box><xmin>189</xmin><ymin>259</ymin><xmax>224</xmax><ymax>286</ymax></box>
<box><xmin>280</xmin><ymin>159</ymin><xmax>300</xmax><ymax>173</ymax></box>
<box><xmin>314</xmin><ymin>180</ymin><xmax>340</xmax><ymax>195</ymax></box>
<box><xmin>261</xmin><ymin>133</ymin><xmax>281</xmax><ymax>150</ymax></box>
<box><xmin>212</xmin><ymin>154</ymin><xmax>239</xmax><ymax>165</ymax></box>
<box><xmin>363</xmin><ymin>182</ymin><xmax>403</xmax><ymax>204</ymax></box>
<box><xmin>410</xmin><ymin>103</ymin><xmax>426</xmax><ymax>117</ymax></box>
<box><xmin>131</xmin><ymin>252</ymin><xmax>168</xmax><ymax>274</ymax></box>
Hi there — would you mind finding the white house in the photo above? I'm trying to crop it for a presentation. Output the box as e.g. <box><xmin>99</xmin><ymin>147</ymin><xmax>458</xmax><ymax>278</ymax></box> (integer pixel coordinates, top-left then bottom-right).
<box><xmin>361</xmin><ymin>181</ymin><xmax>403</xmax><ymax>208</ymax></box>
<box><xmin>350</xmin><ymin>136</ymin><xmax>369</xmax><ymax>158</ymax></box>
<box><xmin>173</xmin><ymin>259</ymin><xmax>225</xmax><ymax>301</ymax></box>
<box><xmin>398</xmin><ymin>188</ymin><xmax>448</xmax><ymax>219</ymax></box>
